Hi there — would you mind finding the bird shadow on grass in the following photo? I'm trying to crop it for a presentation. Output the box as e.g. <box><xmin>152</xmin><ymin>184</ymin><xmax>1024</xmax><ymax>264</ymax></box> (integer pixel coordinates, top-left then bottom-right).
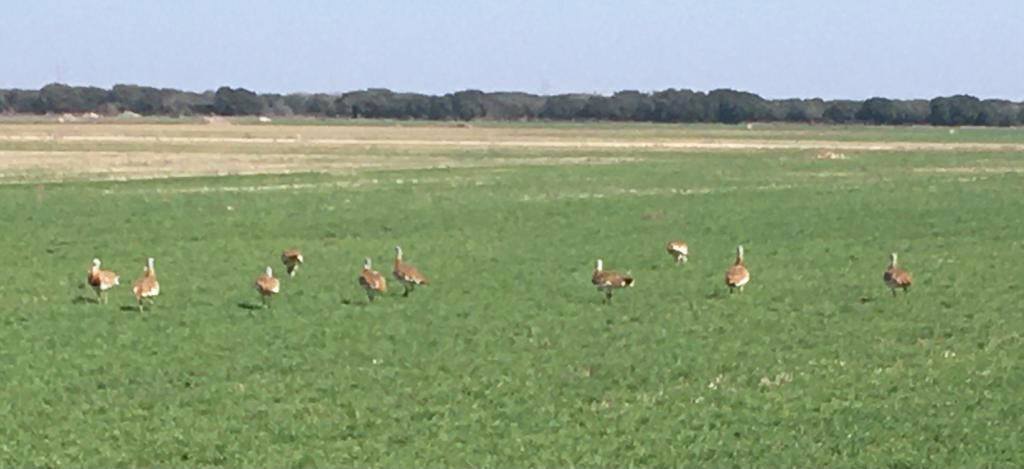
<box><xmin>705</xmin><ymin>290</ymin><xmax>727</xmax><ymax>300</ymax></box>
<box><xmin>237</xmin><ymin>302</ymin><xmax>266</xmax><ymax>311</ymax></box>
<box><xmin>119</xmin><ymin>305</ymin><xmax>144</xmax><ymax>312</ymax></box>
<box><xmin>336</xmin><ymin>296</ymin><xmax>370</xmax><ymax>306</ymax></box>
<box><xmin>71</xmin><ymin>295</ymin><xmax>98</xmax><ymax>305</ymax></box>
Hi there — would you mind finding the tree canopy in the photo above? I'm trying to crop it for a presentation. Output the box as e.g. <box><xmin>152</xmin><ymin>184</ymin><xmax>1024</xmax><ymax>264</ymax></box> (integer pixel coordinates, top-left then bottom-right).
<box><xmin>2</xmin><ymin>83</ymin><xmax>1021</xmax><ymax>126</ymax></box>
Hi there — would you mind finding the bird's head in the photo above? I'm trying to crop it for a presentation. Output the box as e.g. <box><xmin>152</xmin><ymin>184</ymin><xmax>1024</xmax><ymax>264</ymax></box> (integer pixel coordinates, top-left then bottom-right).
<box><xmin>395</xmin><ymin>246</ymin><xmax>403</xmax><ymax>259</ymax></box>
<box><xmin>364</xmin><ymin>257</ymin><xmax>372</xmax><ymax>269</ymax></box>
<box><xmin>91</xmin><ymin>258</ymin><xmax>101</xmax><ymax>268</ymax></box>
<box><xmin>265</xmin><ymin>266</ymin><xmax>273</xmax><ymax>277</ymax></box>
<box><xmin>889</xmin><ymin>252</ymin><xmax>898</xmax><ymax>266</ymax></box>
<box><xmin>595</xmin><ymin>259</ymin><xmax>604</xmax><ymax>271</ymax></box>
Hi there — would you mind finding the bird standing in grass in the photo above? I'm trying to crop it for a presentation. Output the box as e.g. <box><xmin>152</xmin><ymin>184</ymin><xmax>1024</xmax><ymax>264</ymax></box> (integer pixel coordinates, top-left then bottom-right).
<box><xmin>132</xmin><ymin>257</ymin><xmax>160</xmax><ymax>312</ymax></box>
<box><xmin>592</xmin><ymin>259</ymin><xmax>634</xmax><ymax>304</ymax></box>
<box><xmin>725</xmin><ymin>245</ymin><xmax>750</xmax><ymax>293</ymax></box>
<box><xmin>254</xmin><ymin>266</ymin><xmax>280</xmax><ymax>307</ymax></box>
<box><xmin>359</xmin><ymin>257</ymin><xmax>387</xmax><ymax>302</ymax></box>
<box><xmin>87</xmin><ymin>258</ymin><xmax>119</xmax><ymax>304</ymax></box>
<box><xmin>666</xmin><ymin>240</ymin><xmax>689</xmax><ymax>265</ymax></box>
<box><xmin>281</xmin><ymin>249</ymin><xmax>304</xmax><ymax>277</ymax></box>
<box><xmin>393</xmin><ymin>246</ymin><xmax>428</xmax><ymax>297</ymax></box>
<box><xmin>883</xmin><ymin>252</ymin><xmax>913</xmax><ymax>296</ymax></box>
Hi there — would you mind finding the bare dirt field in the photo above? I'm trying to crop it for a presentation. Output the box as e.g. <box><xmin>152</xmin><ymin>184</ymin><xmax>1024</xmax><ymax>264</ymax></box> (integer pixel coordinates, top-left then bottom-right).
<box><xmin>1</xmin><ymin>122</ymin><xmax>1022</xmax><ymax>182</ymax></box>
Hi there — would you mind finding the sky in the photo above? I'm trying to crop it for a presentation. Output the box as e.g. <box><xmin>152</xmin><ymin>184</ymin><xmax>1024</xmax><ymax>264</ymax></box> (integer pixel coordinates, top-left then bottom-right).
<box><xmin>2</xmin><ymin>0</ymin><xmax>1022</xmax><ymax>99</ymax></box>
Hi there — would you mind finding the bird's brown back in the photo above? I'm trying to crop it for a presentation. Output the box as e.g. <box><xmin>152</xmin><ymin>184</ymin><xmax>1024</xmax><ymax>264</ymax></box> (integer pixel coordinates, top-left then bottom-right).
<box><xmin>88</xmin><ymin>269</ymin><xmax>118</xmax><ymax>288</ymax></box>
<box><xmin>360</xmin><ymin>269</ymin><xmax>387</xmax><ymax>292</ymax></box>
<box><xmin>884</xmin><ymin>267</ymin><xmax>912</xmax><ymax>287</ymax></box>
<box><xmin>666</xmin><ymin>241</ymin><xmax>687</xmax><ymax>255</ymax></box>
<box><xmin>725</xmin><ymin>264</ymin><xmax>750</xmax><ymax>286</ymax></box>
<box><xmin>593</xmin><ymin>269</ymin><xmax>634</xmax><ymax>288</ymax></box>
<box><xmin>282</xmin><ymin>249</ymin><xmax>303</xmax><ymax>265</ymax></box>
<box><xmin>132</xmin><ymin>269</ymin><xmax>159</xmax><ymax>298</ymax></box>
<box><xmin>394</xmin><ymin>259</ymin><xmax>428</xmax><ymax>285</ymax></box>
<box><xmin>255</xmin><ymin>274</ymin><xmax>280</xmax><ymax>295</ymax></box>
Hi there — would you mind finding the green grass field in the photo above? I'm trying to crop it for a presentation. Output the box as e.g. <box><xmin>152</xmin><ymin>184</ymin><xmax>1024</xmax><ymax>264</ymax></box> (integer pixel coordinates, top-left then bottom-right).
<box><xmin>2</xmin><ymin>122</ymin><xmax>1024</xmax><ymax>467</ymax></box>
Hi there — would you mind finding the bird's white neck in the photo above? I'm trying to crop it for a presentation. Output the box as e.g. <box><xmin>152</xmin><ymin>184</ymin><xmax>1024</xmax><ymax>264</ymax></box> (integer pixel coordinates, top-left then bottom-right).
<box><xmin>595</xmin><ymin>259</ymin><xmax>603</xmax><ymax>272</ymax></box>
<box><xmin>265</xmin><ymin>266</ymin><xmax>273</xmax><ymax>276</ymax></box>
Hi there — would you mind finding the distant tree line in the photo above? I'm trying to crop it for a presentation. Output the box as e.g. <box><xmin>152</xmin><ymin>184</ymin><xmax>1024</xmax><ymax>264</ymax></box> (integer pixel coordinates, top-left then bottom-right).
<box><xmin>2</xmin><ymin>83</ymin><xmax>1022</xmax><ymax>126</ymax></box>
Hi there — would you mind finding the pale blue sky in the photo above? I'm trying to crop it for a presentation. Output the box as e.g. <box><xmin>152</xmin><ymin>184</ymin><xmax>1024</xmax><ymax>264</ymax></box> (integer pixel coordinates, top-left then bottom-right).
<box><xmin>2</xmin><ymin>0</ymin><xmax>1022</xmax><ymax>99</ymax></box>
